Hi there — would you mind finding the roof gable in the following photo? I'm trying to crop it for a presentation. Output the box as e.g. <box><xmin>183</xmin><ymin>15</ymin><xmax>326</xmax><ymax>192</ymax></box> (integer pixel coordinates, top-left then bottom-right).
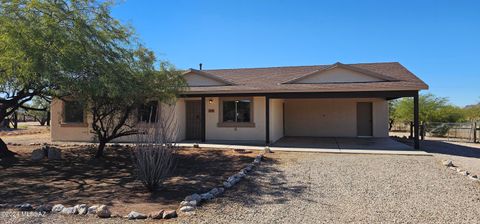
<box><xmin>283</xmin><ymin>63</ymin><xmax>397</xmax><ymax>84</ymax></box>
<box><xmin>183</xmin><ymin>69</ymin><xmax>235</xmax><ymax>87</ymax></box>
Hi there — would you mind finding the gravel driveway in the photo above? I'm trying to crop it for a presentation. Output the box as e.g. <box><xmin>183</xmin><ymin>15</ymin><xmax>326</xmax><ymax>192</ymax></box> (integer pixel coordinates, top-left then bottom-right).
<box><xmin>178</xmin><ymin>152</ymin><xmax>480</xmax><ymax>223</ymax></box>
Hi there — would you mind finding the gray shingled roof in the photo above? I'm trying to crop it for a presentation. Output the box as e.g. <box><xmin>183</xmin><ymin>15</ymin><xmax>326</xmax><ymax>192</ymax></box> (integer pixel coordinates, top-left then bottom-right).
<box><xmin>184</xmin><ymin>62</ymin><xmax>428</xmax><ymax>94</ymax></box>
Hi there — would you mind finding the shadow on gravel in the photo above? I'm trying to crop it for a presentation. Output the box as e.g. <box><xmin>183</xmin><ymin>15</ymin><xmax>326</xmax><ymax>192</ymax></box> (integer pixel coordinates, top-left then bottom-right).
<box><xmin>221</xmin><ymin>154</ymin><xmax>310</xmax><ymax>206</ymax></box>
<box><xmin>0</xmin><ymin>146</ymin><xmax>255</xmax><ymax>211</ymax></box>
<box><xmin>394</xmin><ymin>137</ymin><xmax>480</xmax><ymax>159</ymax></box>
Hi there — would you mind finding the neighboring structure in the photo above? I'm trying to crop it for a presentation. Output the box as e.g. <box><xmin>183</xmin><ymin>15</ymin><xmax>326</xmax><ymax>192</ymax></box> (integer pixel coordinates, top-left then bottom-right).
<box><xmin>51</xmin><ymin>62</ymin><xmax>428</xmax><ymax>149</ymax></box>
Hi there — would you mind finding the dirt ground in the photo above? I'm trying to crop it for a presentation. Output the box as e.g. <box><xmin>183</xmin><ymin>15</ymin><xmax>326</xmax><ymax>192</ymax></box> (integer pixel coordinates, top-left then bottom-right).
<box><xmin>0</xmin><ymin>143</ymin><xmax>256</xmax><ymax>216</ymax></box>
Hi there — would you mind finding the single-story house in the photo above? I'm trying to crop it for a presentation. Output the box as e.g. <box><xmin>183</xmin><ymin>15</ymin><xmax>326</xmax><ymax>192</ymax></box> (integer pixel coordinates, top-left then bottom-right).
<box><xmin>50</xmin><ymin>62</ymin><xmax>428</xmax><ymax>149</ymax></box>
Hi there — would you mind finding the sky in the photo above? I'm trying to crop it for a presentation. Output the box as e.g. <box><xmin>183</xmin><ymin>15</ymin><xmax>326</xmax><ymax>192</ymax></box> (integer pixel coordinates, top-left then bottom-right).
<box><xmin>112</xmin><ymin>0</ymin><xmax>480</xmax><ymax>107</ymax></box>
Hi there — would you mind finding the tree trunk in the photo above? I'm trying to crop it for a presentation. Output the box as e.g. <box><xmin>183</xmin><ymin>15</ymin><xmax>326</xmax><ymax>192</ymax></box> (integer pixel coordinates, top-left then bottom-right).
<box><xmin>95</xmin><ymin>141</ymin><xmax>107</xmax><ymax>158</ymax></box>
<box><xmin>0</xmin><ymin>137</ymin><xmax>16</xmax><ymax>158</ymax></box>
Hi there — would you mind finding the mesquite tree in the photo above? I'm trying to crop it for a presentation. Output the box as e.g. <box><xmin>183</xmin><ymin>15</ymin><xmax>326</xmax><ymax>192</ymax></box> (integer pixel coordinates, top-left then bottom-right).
<box><xmin>1</xmin><ymin>0</ymin><xmax>184</xmax><ymax>158</ymax></box>
<box><xmin>0</xmin><ymin>0</ymin><xmax>68</xmax><ymax>157</ymax></box>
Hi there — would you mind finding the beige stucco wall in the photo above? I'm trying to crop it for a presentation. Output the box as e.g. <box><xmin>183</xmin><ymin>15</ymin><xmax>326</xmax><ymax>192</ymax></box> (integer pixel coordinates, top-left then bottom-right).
<box><xmin>184</xmin><ymin>73</ymin><xmax>225</xmax><ymax>86</ymax></box>
<box><xmin>51</xmin><ymin>96</ymin><xmax>389</xmax><ymax>143</ymax></box>
<box><xmin>205</xmin><ymin>96</ymin><xmax>266</xmax><ymax>141</ymax></box>
<box><xmin>295</xmin><ymin>67</ymin><xmax>383</xmax><ymax>83</ymax></box>
<box><xmin>284</xmin><ymin>98</ymin><xmax>388</xmax><ymax>137</ymax></box>
<box><xmin>51</xmin><ymin>98</ymin><xmax>187</xmax><ymax>142</ymax></box>
<box><xmin>269</xmin><ymin>99</ymin><xmax>285</xmax><ymax>143</ymax></box>
<box><xmin>51</xmin><ymin>99</ymin><xmax>93</xmax><ymax>142</ymax></box>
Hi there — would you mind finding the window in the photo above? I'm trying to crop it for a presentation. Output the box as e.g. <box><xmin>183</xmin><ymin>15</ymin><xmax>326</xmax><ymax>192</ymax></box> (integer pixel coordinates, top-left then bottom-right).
<box><xmin>63</xmin><ymin>100</ymin><xmax>84</xmax><ymax>123</ymax></box>
<box><xmin>219</xmin><ymin>98</ymin><xmax>254</xmax><ymax>127</ymax></box>
<box><xmin>138</xmin><ymin>101</ymin><xmax>158</xmax><ymax>123</ymax></box>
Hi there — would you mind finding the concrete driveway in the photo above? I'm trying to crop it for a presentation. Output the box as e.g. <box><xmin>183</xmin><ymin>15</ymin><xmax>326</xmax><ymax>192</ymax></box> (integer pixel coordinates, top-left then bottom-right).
<box><xmin>273</xmin><ymin>136</ymin><xmax>413</xmax><ymax>150</ymax></box>
<box><xmin>178</xmin><ymin>152</ymin><xmax>480</xmax><ymax>223</ymax></box>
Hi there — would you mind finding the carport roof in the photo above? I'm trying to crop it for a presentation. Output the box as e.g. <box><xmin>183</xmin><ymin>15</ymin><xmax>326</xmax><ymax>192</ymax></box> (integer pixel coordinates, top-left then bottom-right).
<box><xmin>183</xmin><ymin>62</ymin><xmax>428</xmax><ymax>94</ymax></box>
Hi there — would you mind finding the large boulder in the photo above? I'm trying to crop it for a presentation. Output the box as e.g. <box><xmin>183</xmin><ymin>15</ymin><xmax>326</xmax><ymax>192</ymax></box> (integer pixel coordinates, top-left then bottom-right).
<box><xmin>31</xmin><ymin>148</ymin><xmax>46</xmax><ymax>161</ymax></box>
<box><xmin>48</xmin><ymin>147</ymin><xmax>62</xmax><ymax>160</ymax></box>
<box><xmin>96</xmin><ymin>205</ymin><xmax>111</xmax><ymax>218</ymax></box>
<box><xmin>127</xmin><ymin>211</ymin><xmax>147</xmax><ymax>220</ymax></box>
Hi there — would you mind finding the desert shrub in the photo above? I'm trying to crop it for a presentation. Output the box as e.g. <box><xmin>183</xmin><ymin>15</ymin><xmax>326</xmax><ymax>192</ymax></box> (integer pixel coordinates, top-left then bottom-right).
<box><xmin>132</xmin><ymin>104</ymin><xmax>178</xmax><ymax>191</ymax></box>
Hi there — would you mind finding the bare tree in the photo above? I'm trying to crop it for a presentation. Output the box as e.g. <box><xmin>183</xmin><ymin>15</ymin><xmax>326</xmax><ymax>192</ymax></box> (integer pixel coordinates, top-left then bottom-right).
<box><xmin>131</xmin><ymin>103</ymin><xmax>178</xmax><ymax>191</ymax></box>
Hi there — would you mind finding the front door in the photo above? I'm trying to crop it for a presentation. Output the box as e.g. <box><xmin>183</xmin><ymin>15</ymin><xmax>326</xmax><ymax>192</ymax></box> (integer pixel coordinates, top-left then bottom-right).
<box><xmin>357</xmin><ymin>102</ymin><xmax>373</xmax><ymax>137</ymax></box>
<box><xmin>186</xmin><ymin>100</ymin><xmax>202</xmax><ymax>140</ymax></box>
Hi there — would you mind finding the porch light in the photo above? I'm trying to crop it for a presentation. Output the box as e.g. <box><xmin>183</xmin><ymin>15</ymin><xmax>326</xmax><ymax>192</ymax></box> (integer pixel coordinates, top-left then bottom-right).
<box><xmin>208</xmin><ymin>99</ymin><xmax>214</xmax><ymax>104</ymax></box>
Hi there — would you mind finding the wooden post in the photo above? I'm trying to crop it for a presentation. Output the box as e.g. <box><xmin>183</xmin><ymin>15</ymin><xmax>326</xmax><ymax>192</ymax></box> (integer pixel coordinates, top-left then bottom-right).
<box><xmin>409</xmin><ymin>121</ymin><xmax>414</xmax><ymax>139</ymax></box>
<box><xmin>420</xmin><ymin>121</ymin><xmax>425</xmax><ymax>140</ymax></box>
<box><xmin>201</xmin><ymin>96</ymin><xmax>206</xmax><ymax>143</ymax></box>
<box><xmin>265</xmin><ymin>96</ymin><xmax>270</xmax><ymax>145</ymax></box>
<box><xmin>474</xmin><ymin>122</ymin><xmax>477</xmax><ymax>143</ymax></box>
<box><xmin>413</xmin><ymin>93</ymin><xmax>420</xmax><ymax>149</ymax></box>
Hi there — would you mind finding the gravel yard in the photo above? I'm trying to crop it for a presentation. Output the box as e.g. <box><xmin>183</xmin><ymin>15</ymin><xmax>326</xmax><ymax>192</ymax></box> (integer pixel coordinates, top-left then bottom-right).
<box><xmin>178</xmin><ymin>152</ymin><xmax>480</xmax><ymax>223</ymax></box>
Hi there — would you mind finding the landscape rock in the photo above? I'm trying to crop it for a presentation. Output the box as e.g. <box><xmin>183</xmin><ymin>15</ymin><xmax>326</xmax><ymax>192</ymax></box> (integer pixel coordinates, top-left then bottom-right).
<box><xmin>96</xmin><ymin>205</ymin><xmax>111</xmax><ymax>218</ymax></box>
<box><xmin>469</xmin><ymin>175</ymin><xmax>478</xmax><ymax>180</ymax></box>
<box><xmin>52</xmin><ymin>204</ymin><xmax>65</xmax><ymax>213</ymax></box>
<box><xmin>180</xmin><ymin>206</ymin><xmax>195</xmax><ymax>213</ymax></box>
<box><xmin>87</xmin><ymin>205</ymin><xmax>98</xmax><ymax>214</ymax></box>
<box><xmin>35</xmin><ymin>204</ymin><xmax>53</xmax><ymax>213</ymax></box>
<box><xmin>245</xmin><ymin>164</ymin><xmax>254</xmax><ymax>171</ymax></box>
<box><xmin>459</xmin><ymin>170</ymin><xmax>469</xmax><ymax>176</ymax></box>
<box><xmin>47</xmin><ymin>147</ymin><xmax>62</xmax><ymax>160</ymax></box>
<box><xmin>15</xmin><ymin>203</ymin><xmax>33</xmax><ymax>211</ymax></box>
<box><xmin>223</xmin><ymin>181</ymin><xmax>232</xmax><ymax>188</ymax></box>
<box><xmin>127</xmin><ymin>211</ymin><xmax>147</xmax><ymax>220</ymax></box>
<box><xmin>442</xmin><ymin>160</ymin><xmax>453</xmax><ymax>167</ymax></box>
<box><xmin>264</xmin><ymin>146</ymin><xmax>272</xmax><ymax>153</ymax></box>
<box><xmin>201</xmin><ymin>192</ymin><xmax>214</xmax><ymax>201</ymax></box>
<box><xmin>75</xmin><ymin>204</ymin><xmax>88</xmax><ymax>215</ymax></box>
<box><xmin>209</xmin><ymin>188</ymin><xmax>219</xmax><ymax>196</ymax></box>
<box><xmin>180</xmin><ymin>200</ymin><xmax>197</xmax><ymax>207</ymax></box>
<box><xmin>61</xmin><ymin>206</ymin><xmax>78</xmax><ymax>215</ymax></box>
<box><xmin>238</xmin><ymin>171</ymin><xmax>247</xmax><ymax>178</ymax></box>
<box><xmin>185</xmin><ymin>193</ymin><xmax>201</xmax><ymax>202</ymax></box>
<box><xmin>218</xmin><ymin>187</ymin><xmax>225</xmax><ymax>195</ymax></box>
<box><xmin>162</xmin><ymin>210</ymin><xmax>177</xmax><ymax>219</ymax></box>
<box><xmin>31</xmin><ymin>148</ymin><xmax>45</xmax><ymax>161</ymax></box>
<box><xmin>149</xmin><ymin>210</ymin><xmax>165</xmax><ymax>219</ymax></box>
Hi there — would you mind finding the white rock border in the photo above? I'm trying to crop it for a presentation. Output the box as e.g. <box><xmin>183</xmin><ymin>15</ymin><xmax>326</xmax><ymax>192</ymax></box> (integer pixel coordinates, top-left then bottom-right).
<box><xmin>442</xmin><ymin>159</ymin><xmax>480</xmax><ymax>182</ymax></box>
<box><xmin>179</xmin><ymin>153</ymin><xmax>265</xmax><ymax>213</ymax></box>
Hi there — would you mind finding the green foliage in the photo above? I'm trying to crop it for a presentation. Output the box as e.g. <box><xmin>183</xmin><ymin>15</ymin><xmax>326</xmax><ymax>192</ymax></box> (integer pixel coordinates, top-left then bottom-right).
<box><xmin>391</xmin><ymin>93</ymin><xmax>465</xmax><ymax>123</ymax></box>
<box><xmin>1</xmin><ymin>0</ymin><xmax>185</xmax><ymax>157</ymax></box>
<box><xmin>25</xmin><ymin>97</ymin><xmax>50</xmax><ymax>125</ymax></box>
<box><xmin>463</xmin><ymin>104</ymin><xmax>480</xmax><ymax>121</ymax></box>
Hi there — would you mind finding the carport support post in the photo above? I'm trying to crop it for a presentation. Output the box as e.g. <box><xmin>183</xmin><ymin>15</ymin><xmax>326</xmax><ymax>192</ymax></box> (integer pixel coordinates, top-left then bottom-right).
<box><xmin>265</xmin><ymin>95</ymin><xmax>270</xmax><ymax>146</ymax></box>
<box><xmin>414</xmin><ymin>92</ymin><xmax>420</xmax><ymax>149</ymax></box>
<box><xmin>201</xmin><ymin>96</ymin><xmax>206</xmax><ymax>143</ymax></box>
